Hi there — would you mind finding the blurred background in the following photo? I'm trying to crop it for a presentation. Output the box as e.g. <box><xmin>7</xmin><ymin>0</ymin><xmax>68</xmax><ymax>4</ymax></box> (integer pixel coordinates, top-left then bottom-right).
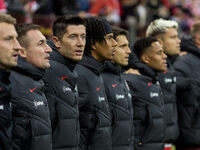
<box><xmin>4</xmin><ymin>0</ymin><xmax>200</xmax><ymax>46</ymax></box>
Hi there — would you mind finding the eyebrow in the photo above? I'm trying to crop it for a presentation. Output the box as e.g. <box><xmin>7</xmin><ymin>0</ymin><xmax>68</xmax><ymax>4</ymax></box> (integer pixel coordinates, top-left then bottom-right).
<box><xmin>119</xmin><ymin>43</ymin><xmax>128</xmax><ymax>47</ymax></box>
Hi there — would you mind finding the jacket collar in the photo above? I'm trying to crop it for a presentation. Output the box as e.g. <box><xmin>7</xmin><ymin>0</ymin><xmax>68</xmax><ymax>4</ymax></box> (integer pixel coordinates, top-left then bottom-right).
<box><xmin>48</xmin><ymin>40</ymin><xmax>77</xmax><ymax>71</ymax></box>
<box><xmin>79</xmin><ymin>55</ymin><xmax>104</xmax><ymax>75</ymax></box>
<box><xmin>181</xmin><ymin>37</ymin><xmax>200</xmax><ymax>58</ymax></box>
<box><xmin>0</xmin><ymin>68</ymin><xmax>10</xmax><ymax>84</ymax></box>
<box><xmin>104</xmin><ymin>61</ymin><xmax>121</xmax><ymax>75</ymax></box>
<box><xmin>12</xmin><ymin>56</ymin><xmax>44</xmax><ymax>81</ymax></box>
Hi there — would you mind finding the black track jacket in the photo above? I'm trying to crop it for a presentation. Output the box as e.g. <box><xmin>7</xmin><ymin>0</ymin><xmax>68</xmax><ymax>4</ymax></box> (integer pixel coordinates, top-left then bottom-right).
<box><xmin>0</xmin><ymin>69</ymin><xmax>12</xmax><ymax>150</ymax></box>
<box><xmin>75</xmin><ymin>55</ymin><xmax>112</xmax><ymax>150</ymax></box>
<box><xmin>43</xmin><ymin>41</ymin><xmax>80</xmax><ymax>150</ymax></box>
<box><xmin>10</xmin><ymin>57</ymin><xmax>52</xmax><ymax>150</ymax></box>
<box><xmin>102</xmin><ymin>62</ymin><xmax>134</xmax><ymax>150</ymax></box>
<box><xmin>173</xmin><ymin>37</ymin><xmax>200</xmax><ymax>148</ymax></box>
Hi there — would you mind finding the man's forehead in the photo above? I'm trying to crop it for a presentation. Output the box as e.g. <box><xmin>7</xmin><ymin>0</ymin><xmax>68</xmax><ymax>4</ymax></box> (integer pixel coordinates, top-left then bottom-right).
<box><xmin>0</xmin><ymin>23</ymin><xmax>16</xmax><ymax>36</ymax></box>
<box><xmin>66</xmin><ymin>24</ymin><xmax>86</xmax><ymax>32</ymax></box>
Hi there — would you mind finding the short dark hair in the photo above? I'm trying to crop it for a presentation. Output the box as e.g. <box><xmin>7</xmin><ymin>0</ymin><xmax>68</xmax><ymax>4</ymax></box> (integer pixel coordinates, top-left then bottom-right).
<box><xmin>16</xmin><ymin>23</ymin><xmax>40</xmax><ymax>48</ymax></box>
<box><xmin>111</xmin><ymin>26</ymin><xmax>128</xmax><ymax>41</ymax></box>
<box><xmin>52</xmin><ymin>15</ymin><xmax>86</xmax><ymax>39</ymax></box>
<box><xmin>134</xmin><ymin>37</ymin><xmax>158</xmax><ymax>58</ymax></box>
<box><xmin>84</xmin><ymin>16</ymin><xmax>111</xmax><ymax>55</ymax></box>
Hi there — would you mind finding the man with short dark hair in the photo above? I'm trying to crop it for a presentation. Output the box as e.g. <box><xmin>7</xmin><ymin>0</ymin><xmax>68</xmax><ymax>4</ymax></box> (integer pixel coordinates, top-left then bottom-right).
<box><xmin>10</xmin><ymin>23</ymin><xmax>52</xmax><ymax>150</ymax></box>
<box><xmin>146</xmin><ymin>18</ymin><xmax>180</xmax><ymax>150</ymax></box>
<box><xmin>124</xmin><ymin>37</ymin><xmax>167</xmax><ymax>150</ymax></box>
<box><xmin>102</xmin><ymin>26</ymin><xmax>134</xmax><ymax>150</ymax></box>
<box><xmin>43</xmin><ymin>15</ymin><xmax>86</xmax><ymax>150</ymax></box>
<box><xmin>75</xmin><ymin>16</ymin><xmax>117</xmax><ymax>150</ymax></box>
<box><xmin>0</xmin><ymin>13</ymin><xmax>21</xmax><ymax>150</ymax></box>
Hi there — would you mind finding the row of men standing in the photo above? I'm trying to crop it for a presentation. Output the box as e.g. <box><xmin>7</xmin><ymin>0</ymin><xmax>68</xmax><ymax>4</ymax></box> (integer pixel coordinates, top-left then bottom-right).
<box><xmin>0</xmin><ymin>12</ymin><xmax>200</xmax><ymax>150</ymax></box>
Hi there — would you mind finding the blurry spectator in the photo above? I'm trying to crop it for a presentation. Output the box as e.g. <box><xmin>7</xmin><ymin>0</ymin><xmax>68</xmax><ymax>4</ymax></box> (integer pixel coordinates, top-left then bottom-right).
<box><xmin>81</xmin><ymin>0</ymin><xmax>121</xmax><ymax>24</ymax></box>
<box><xmin>0</xmin><ymin>0</ymin><xmax>6</xmax><ymax>12</ymax></box>
<box><xmin>78</xmin><ymin>0</ymin><xmax>90</xmax><ymax>11</ymax></box>
<box><xmin>6</xmin><ymin>0</ymin><xmax>26</xmax><ymax>23</ymax></box>
<box><xmin>52</xmin><ymin>0</ymin><xmax>80</xmax><ymax>16</ymax></box>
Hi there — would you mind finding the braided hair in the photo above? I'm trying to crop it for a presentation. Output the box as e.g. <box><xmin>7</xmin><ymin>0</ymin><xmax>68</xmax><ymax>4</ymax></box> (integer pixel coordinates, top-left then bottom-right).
<box><xmin>84</xmin><ymin>16</ymin><xmax>109</xmax><ymax>55</ymax></box>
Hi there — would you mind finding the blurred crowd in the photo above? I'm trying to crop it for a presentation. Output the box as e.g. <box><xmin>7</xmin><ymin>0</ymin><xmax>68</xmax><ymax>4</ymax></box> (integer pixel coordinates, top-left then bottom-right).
<box><xmin>2</xmin><ymin>0</ymin><xmax>200</xmax><ymax>45</ymax></box>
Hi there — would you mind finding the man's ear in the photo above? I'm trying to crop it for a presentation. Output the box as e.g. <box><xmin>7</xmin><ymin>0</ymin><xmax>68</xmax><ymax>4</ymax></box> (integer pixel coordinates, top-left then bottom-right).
<box><xmin>91</xmin><ymin>40</ymin><xmax>96</xmax><ymax>50</ymax></box>
<box><xmin>52</xmin><ymin>36</ymin><xmax>60</xmax><ymax>49</ymax></box>
<box><xmin>141</xmin><ymin>54</ymin><xmax>149</xmax><ymax>64</ymax></box>
<box><xmin>19</xmin><ymin>47</ymin><xmax>27</xmax><ymax>58</ymax></box>
<box><xmin>157</xmin><ymin>38</ymin><xmax>163</xmax><ymax>45</ymax></box>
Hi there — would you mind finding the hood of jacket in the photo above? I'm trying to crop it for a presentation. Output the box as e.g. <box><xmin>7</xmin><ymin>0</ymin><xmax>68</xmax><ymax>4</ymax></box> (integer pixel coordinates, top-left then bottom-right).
<box><xmin>104</xmin><ymin>61</ymin><xmax>121</xmax><ymax>75</ymax></box>
<box><xmin>13</xmin><ymin>56</ymin><xmax>44</xmax><ymax>81</ymax></box>
<box><xmin>47</xmin><ymin>40</ymin><xmax>78</xmax><ymax>72</ymax></box>
<box><xmin>0</xmin><ymin>69</ymin><xmax>10</xmax><ymax>84</ymax></box>
<box><xmin>181</xmin><ymin>36</ymin><xmax>200</xmax><ymax>58</ymax></box>
<box><xmin>79</xmin><ymin>55</ymin><xmax>104</xmax><ymax>75</ymax></box>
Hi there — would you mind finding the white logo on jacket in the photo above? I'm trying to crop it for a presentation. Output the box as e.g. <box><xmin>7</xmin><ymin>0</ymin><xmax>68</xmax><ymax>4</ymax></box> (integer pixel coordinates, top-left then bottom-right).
<box><xmin>164</xmin><ymin>78</ymin><xmax>173</xmax><ymax>83</ymax></box>
<box><xmin>63</xmin><ymin>86</ymin><xmax>72</xmax><ymax>92</ymax></box>
<box><xmin>128</xmin><ymin>93</ymin><xmax>132</xmax><ymax>99</ymax></box>
<box><xmin>116</xmin><ymin>94</ymin><xmax>125</xmax><ymax>100</ymax></box>
<box><xmin>33</xmin><ymin>100</ymin><xmax>44</xmax><ymax>108</ymax></box>
<box><xmin>173</xmin><ymin>77</ymin><xmax>176</xmax><ymax>82</ymax></box>
<box><xmin>0</xmin><ymin>105</ymin><xmax>4</xmax><ymax>110</ymax></box>
<box><xmin>98</xmin><ymin>96</ymin><xmax>106</xmax><ymax>102</ymax></box>
<box><xmin>150</xmin><ymin>92</ymin><xmax>159</xmax><ymax>98</ymax></box>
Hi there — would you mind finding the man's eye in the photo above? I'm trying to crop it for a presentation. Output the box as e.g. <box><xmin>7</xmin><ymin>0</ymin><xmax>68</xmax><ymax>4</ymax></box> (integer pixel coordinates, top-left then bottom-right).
<box><xmin>69</xmin><ymin>35</ymin><xmax>76</xmax><ymax>38</ymax></box>
<box><xmin>5</xmin><ymin>37</ymin><xmax>13</xmax><ymax>40</ymax></box>
<box><xmin>81</xmin><ymin>35</ymin><xmax>86</xmax><ymax>39</ymax></box>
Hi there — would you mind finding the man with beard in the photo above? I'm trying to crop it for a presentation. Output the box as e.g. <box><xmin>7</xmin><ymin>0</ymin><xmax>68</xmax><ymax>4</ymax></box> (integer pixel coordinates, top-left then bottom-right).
<box><xmin>0</xmin><ymin>13</ymin><xmax>21</xmax><ymax>150</ymax></box>
<box><xmin>43</xmin><ymin>15</ymin><xmax>86</xmax><ymax>150</ymax></box>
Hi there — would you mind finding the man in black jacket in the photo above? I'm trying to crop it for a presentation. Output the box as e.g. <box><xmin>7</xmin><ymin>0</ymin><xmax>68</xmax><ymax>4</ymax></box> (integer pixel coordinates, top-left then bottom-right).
<box><xmin>10</xmin><ymin>23</ymin><xmax>52</xmax><ymax>150</ymax></box>
<box><xmin>173</xmin><ymin>21</ymin><xmax>200</xmax><ymax>150</ymax></box>
<box><xmin>102</xmin><ymin>26</ymin><xmax>134</xmax><ymax>150</ymax></box>
<box><xmin>0</xmin><ymin>13</ymin><xmax>21</xmax><ymax>150</ymax></box>
<box><xmin>124</xmin><ymin>37</ymin><xmax>167</xmax><ymax>150</ymax></box>
<box><xmin>43</xmin><ymin>15</ymin><xmax>86</xmax><ymax>150</ymax></box>
<box><xmin>75</xmin><ymin>17</ymin><xmax>117</xmax><ymax>150</ymax></box>
<box><xmin>146</xmin><ymin>18</ymin><xmax>180</xmax><ymax>150</ymax></box>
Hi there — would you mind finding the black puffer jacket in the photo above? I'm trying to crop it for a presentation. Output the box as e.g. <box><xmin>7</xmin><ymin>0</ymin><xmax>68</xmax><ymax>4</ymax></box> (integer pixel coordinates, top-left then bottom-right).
<box><xmin>10</xmin><ymin>56</ymin><xmax>52</xmax><ymax>150</ymax></box>
<box><xmin>43</xmin><ymin>41</ymin><xmax>79</xmax><ymax>150</ymax></box>
<box><xmin>157</xmin><ymin>59</ymin><xmax>179</xmax><ymax>143</ymax></box>
<box><xmin>0</xmin><ymin>69</ymin><xmax>12</xmax><ymax>150</ymax></box>
<box><xmin>173</xmin><ymin>37</ymin><xmax>200</xmax><ymax>148</ymax></box>
<box><xmin>102</xmin><ymin>62</ymin><xmax>134</xmax><ymax>150</ymax></box>
<box><xmin>124</xmin><ymin>52</ymin><xmax>165</xmax><ymax>150</ymax></box>
<box><xmin>75</xmin><ymin>55</ymin><xmax>112</xmax><ymax>150</ymax></box>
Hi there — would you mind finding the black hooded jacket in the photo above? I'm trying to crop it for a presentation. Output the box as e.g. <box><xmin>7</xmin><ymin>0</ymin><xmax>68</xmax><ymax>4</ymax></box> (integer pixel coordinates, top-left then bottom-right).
<box><xmin>173</xmin><ymin>37</ymin><xmax>200</xmax><ymax>148</ymax></box>
<box><xmin>0</xmin><ymin>69</ymin><xmax>12</xmax><ymax>150</ymax></box>
<box><xmin>75</xmin><ymin>55</ymin><xmax>112</xmax><ymax>150</ymax></box>
<box><xmin>10</xmin><ymin>56</ymin><xmax>52</xmax><ymax>150</ymax></box>
<box><xmin>157</xmin><ymin>58</ymin><xmax>179</xmax><ymax>143</ymax></box>
<box><xmin>43</xmin><ymin>41</ymin><xmax>80</xmax><ymax>150</ymax></box>
<box><xmin>123</xmin><ymin>53</ymin><xmax>165</xmax><ymax>150</ymax></box>
<box><xmin>102</xmin><ymin>62</ymin><xmax>134</xmax><ymax>150</ymax></box>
